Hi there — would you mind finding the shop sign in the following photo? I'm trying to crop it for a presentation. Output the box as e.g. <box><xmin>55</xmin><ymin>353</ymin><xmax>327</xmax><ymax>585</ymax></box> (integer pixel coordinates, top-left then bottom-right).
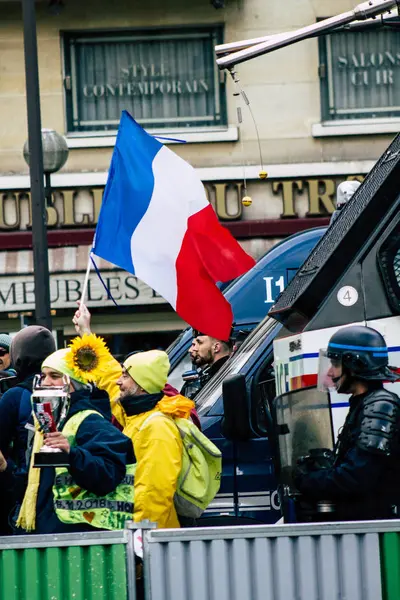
<box><xmin>320</xmin><ymin>29</ymin><xmax>400</xmax><ymax>120</ymax></box>
<box><xmin>63</xmin><ymin>28</ymin><xmax>225</xmax><ymax>132</ymax></box>
<box><xmin>0</xmin><ymin>175</ymin><xmax>363</xmax><ymax>231</ymax></box>
<box><xmin>0</xmin><ymin>271</ymin><xmax>165</xmax><ymax>312</ymax></box>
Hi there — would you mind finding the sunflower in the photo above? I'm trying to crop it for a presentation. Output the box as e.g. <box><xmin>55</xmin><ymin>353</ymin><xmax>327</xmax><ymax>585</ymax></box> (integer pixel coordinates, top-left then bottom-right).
<box><xmin>65</xmin><ymin>334</ymin><xmax>110</xmax><ymax>383</ymax></box>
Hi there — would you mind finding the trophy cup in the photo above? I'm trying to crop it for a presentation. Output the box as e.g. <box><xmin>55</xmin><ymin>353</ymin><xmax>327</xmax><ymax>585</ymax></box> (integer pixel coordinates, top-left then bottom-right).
<box><xmin>31</xmin><ymin>374</ymin><xmax>71</xmax><ymax>468</ymax></box>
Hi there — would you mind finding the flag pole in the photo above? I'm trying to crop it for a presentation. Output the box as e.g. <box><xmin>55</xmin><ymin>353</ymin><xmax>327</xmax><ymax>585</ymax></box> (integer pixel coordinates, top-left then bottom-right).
<box><xmin>80</xmin><ymin>253</ymin><xmax>92</xmax><ymax>308</ymax></box>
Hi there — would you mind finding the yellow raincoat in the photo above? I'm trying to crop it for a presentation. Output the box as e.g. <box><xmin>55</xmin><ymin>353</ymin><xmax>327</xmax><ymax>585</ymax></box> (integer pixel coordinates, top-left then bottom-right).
<box><xmin>124</xmin><ymin>395</ymin><xmax>193</xmax><ymax>528</ymax></box>
<box><xmin>93</xmin><ymin>348</ymin><xmax>194</xmax><ymax>527</ymax></box>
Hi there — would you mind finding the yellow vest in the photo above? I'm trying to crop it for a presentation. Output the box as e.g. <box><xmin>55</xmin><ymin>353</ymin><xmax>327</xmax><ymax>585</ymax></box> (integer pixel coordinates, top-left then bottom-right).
<box><xmin>53</xmin><ymin>410</ymin><xmax>135</xmax><ymax>530</ymax></box>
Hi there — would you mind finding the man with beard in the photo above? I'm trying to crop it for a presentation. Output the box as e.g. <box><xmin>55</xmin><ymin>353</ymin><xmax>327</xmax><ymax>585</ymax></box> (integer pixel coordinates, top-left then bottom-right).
<box><xmin>116</xmin><ymin>350</ymin><xmax>194</xmax><ymax>528</ymax></box>
<box><xmin>181</xmin><ymin>331</ymin><xmax>232</xmax><ymax>399</ymax></box>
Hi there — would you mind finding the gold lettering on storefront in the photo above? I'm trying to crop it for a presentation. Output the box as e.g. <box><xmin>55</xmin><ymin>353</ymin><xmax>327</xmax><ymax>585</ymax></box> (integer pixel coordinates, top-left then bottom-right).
<box><xmin>0</xmin><ymin>193</ymin><xmax>20</xmax><ymax>229</ymax></box>
<box><xmin>93</xmin><ymin>188</ymin><xmax>103</xmax><ymax>222</ymax></box>
<box><xmin>0</xmin><ymin>175</ymin><xmax>364</xmax><ymax>231</ymax></box>
<box><xmin>272</xmin><ymin>180</ymin><xmax>304</xmax><ymax>218</ymax></box>
<box><xmin>46</xmin><ymin>201</ymin><xmax>58</xmax><ymax>227</ymax></box>
<box><xmin>307</xmin><ymin>179</ymin><xmax>336</xmax><ymax>216</ymax></box>
<box><xmin>205</xmin><ymin>183</ymin><xmax>243</xmax><ymax>220</ymax></box>
<box><xmin>61</xmin><ymin>190</ymin><xmax>77</xmax><ymax>226</ymax></box>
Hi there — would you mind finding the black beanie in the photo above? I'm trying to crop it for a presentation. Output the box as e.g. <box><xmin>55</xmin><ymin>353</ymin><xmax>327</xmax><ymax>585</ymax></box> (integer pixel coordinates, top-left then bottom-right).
<box><xmin>10</xmin><ymin>326</ymin><xmax>56</xmax><ymax>378</ymax></box>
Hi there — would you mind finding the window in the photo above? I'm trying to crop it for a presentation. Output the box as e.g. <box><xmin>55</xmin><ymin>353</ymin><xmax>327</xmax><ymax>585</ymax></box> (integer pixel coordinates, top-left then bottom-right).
<box><xmin>319</xmin><ymin>29</ymin><xmax>400</xmax><ymax>122</ymax></box>
<box><xmin>196</xmin><ymin>316</ymin><xmax>281</xmax><ymax>416</ymax></box>
<box><xmin>252</xmin><ymin>356</ymin><xmax>276</xmax><ymax>437</ymax></box>
<box><xmin>167</xmin><ymin>352</ymin><xmax>193</xmax><ymax>392</ymax></box>
<box><xmin>63</xmin><ymin>27</ymin><xmax>227</xmax><ymax>134</ymax></box>
<box><xmin>378</xmin><ymin>217</ymin><xmax>400</xmax><ymax>312</ymax></box>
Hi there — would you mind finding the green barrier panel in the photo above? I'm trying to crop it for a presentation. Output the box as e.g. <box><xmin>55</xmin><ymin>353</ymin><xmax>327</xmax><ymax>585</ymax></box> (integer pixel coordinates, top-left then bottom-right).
<box><xmin>380</xmin><ymin>532</ymin><xmax>400</xmax><ymax>600</ymax></box>
<box><xmin>0</xmin><ymin>543</ymin><xmax>127</xmax><ymax>600</ymax></box>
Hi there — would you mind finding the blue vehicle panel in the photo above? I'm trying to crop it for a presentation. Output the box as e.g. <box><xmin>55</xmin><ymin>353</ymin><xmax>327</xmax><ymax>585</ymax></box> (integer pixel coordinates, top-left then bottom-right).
<box><xmin>229</xmin><ymin>227</ymin><xmax>327</xmax><ymax>325</ymax></box>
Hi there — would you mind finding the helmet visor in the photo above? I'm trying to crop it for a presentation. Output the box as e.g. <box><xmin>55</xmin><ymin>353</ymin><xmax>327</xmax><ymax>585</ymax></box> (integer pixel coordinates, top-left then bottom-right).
<box><xmin>317</xmin><ymin>349</ymin><xmax>342</xmax><ymax>391</ymax></box>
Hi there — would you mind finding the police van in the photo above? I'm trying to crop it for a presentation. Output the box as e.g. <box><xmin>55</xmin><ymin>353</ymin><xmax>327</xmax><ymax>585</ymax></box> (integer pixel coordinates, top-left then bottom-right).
<box><xmin>194</xmin><ymin>133</ymin><xmax>400</xmax><ymax>526</ymax></box>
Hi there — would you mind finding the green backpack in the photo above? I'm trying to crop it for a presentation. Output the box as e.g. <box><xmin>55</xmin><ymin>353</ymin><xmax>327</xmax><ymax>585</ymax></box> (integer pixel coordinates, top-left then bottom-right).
<box><xmin>141</xmin><ymin>412</ymin><xmax>222</xmax><ymax>518</ymax></box>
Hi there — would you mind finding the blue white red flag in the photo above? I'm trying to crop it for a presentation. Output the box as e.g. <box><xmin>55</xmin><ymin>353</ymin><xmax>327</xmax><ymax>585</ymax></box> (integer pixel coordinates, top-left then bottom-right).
<box><xmin>92</xmin><ymin>111</ymin><xmax>255</xmax><ymax>340</ymax></box>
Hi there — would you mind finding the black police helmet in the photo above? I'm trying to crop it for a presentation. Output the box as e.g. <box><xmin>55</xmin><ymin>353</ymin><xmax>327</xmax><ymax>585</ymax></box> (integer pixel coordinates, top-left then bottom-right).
<box><xmin>327</xmin><ymin>325</ymin><xmax>399</xmax><ymax>382</ymax></box>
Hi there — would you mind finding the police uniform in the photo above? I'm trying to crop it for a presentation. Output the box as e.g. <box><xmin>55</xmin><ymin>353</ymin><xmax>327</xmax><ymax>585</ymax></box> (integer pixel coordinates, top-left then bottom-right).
<box><xmin>294</xmin><ymin>326</ymin><xmax>400</xmax><ymax>521</ymax></box>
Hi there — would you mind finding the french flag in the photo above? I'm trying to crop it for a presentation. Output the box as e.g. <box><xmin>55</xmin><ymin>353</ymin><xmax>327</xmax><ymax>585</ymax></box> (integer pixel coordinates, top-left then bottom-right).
<box><xmin>93</xmin><ymin>111</ymin><xmax>255</xmax><ymax>341</ymax></box>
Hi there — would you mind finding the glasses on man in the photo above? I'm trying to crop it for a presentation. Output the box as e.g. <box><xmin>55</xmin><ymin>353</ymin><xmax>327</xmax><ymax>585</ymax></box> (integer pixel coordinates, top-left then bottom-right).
<box><xmin>0</xmin><ymin>349</ymin><xmax>9</xmax><ymax>357</ymax></box>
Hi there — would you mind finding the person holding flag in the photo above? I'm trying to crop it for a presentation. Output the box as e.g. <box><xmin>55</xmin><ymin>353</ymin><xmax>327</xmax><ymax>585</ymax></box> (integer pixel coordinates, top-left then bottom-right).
<box><xmin>72</xmin><ymin>304</ymin><xmax>220</xmax><ymax>529</ymax></box>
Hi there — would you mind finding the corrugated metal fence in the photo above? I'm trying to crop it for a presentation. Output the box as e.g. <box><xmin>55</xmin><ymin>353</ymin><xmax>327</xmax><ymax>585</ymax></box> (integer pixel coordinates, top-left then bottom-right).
<box><xmin>0</xmin><ymin>529</ymin><xmax>134</xmax><ymax>600</ymax></box>
<box><xmin>2</xmin><ymin>521</ymin><xmax>400</xmax><ymax>600</ymax></box>
<box><xmin>143</xmin><ymin>521</ymin><xmax>400</xmax><ymax>600</ymax></box>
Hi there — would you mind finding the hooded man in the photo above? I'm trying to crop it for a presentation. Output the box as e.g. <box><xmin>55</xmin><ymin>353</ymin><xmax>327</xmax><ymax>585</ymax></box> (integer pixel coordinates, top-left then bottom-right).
<box><xmin>0</xmin><ymin>326</ymin><xmax>56</xmax><ymax>534</ymax></box>
<box><xmin>13</xmin><ymin>344</ymin><xmax>134</xmax><ymax>535</ymax></box>
<box><xmin>0</xmin><ymin>326</ymin><xmax>56</xmax><ymax>471</ymax></box>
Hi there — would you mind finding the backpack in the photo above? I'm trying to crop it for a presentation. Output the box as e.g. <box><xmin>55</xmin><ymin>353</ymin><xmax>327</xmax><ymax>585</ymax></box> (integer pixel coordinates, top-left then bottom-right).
<box><xmin>140</xmin><ymin>412</ymin><xmax>222</xmax><ymax>518</ymax></box>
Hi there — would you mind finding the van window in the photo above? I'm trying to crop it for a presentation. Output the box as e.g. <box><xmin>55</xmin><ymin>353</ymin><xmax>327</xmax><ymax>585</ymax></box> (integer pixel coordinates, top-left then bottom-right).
<box><xmin>196</xmin><ymin>317</ymin><xmax>280</xmax><ymax>415</ymax></box>
<box><xmin>378</xmin><ymin>225</ymin><xmax>400</xmax><ymax>311</ymax></box>
<box><xmin>167</xmin><ymin>352</ymin><xmax>193</xmax><ymax>392</ymax></box>
<box><xmin>251</xmin><ymin>356</ymin><xmax>276</xmax><ymax>436</ymax></box>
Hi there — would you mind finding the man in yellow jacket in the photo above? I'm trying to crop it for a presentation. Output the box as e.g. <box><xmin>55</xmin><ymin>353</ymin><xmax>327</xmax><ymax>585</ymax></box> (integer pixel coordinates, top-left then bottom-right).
<box><xmin>73</xmin><ymin>303</ymin><xmax>194</xmax><ymax>529</ymax></box>
<box><xmin>117</xmin><ymin>350</ymin><xmax>194</xmax><ymax>528</ymax></box>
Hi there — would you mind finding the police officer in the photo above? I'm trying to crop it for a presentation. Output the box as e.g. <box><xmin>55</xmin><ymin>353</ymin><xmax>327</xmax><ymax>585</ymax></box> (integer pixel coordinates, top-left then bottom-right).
<box><xmin>330</xmin><ymin>180</ymin><xmax>361</xmax><ymax>225</ymax></box>
<box><xmin>294</xmin><ymin>325</ymin><xmax>400</xmax><ymax>521</ymax></box>
<box><xmin>181</xmin><ymin>330</ymin><xmax>232</xmax><ymax>399</ymax></box>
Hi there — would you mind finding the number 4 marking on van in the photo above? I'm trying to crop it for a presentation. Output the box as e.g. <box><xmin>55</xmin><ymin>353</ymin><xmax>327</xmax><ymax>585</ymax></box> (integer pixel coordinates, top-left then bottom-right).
<box><xmin>264</xmin><ymin>276</ymin><xmax>285</xmax><ymax>303</ymax></box>
<box><xmin>337</xmin><ymin>286</ymin><xmax>359</xmax><ymax>307</ymax></box>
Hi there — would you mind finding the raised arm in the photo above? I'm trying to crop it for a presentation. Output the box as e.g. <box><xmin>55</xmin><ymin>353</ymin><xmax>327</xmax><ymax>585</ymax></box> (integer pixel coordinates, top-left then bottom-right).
<box><xmin>72</xmin><ymin>302</ymin><xmax>126</xmax><ymax>428</ymax></box>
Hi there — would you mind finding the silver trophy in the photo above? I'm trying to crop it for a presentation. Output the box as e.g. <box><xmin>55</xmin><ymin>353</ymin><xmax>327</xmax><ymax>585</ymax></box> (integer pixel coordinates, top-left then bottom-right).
<box><xmin>31</xmin><ymin>374</ymin><xmax>71</xmax><ymax>468</ymax></box>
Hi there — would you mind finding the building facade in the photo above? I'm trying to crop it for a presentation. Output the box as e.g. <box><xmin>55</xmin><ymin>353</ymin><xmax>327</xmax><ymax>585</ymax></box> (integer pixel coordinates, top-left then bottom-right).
<box><xmin>0</xmin><ymin>0</ymin><xmax>398</xmax><ymax>348</ymax></box>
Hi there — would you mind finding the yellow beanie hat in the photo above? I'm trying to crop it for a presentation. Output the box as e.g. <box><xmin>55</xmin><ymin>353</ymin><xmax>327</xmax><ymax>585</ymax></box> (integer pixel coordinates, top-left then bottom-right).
<box><xmin>123</xmin><ymin>350</ymin><xmax>169</xmax><ymax>394</ymax></box>
<box><xmin>42</xmin><ymin>348</ymin><xmax>87</xmax><ymax>384</ymax></box>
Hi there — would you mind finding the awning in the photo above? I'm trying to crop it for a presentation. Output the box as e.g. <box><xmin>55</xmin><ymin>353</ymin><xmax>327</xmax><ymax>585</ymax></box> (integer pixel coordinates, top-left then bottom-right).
<box><xmin>0</xmin><ymin>246</ymin><xmax>167</xmax><ymax>313</ymax></box>
<box><xmin>0</xmin><ymin>245</ymin><xmax>113</xmax><ymax>275</ymax></box>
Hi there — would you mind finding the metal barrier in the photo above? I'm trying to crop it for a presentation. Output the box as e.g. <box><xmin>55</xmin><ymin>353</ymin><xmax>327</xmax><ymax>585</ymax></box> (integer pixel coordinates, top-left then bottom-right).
<box><xmin>0</xmin><ymin>529</ymin><xmax>135</xmax><ymax>600</ymax></box>
<box><xmin>2</xmin><ymin>520</ymin><xmax>400</xmax><ymax>600</ymax></box>
<box><xmin>143</xmin><ymin>520</ymin><xmax>400</xmax><ymax>600</ymax></box>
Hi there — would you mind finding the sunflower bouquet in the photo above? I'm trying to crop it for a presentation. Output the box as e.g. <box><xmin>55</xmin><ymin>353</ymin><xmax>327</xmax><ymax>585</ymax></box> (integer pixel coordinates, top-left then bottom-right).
<box><xmin>65</xmin><ymin>333</ymin><xmax>110</xmax><ymax>383</ymax></box>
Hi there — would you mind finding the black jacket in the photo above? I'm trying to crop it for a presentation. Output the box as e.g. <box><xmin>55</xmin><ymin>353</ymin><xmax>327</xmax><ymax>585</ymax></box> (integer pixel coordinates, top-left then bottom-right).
<box><xmin>0</xmin><ymin>378</ymin><xmax>34</xmax><ymax>534</ymax></box>
<box><xmin>11</xmin><ymin>388</ymin><xmax>134</xmax><ymax>534</ymax></box>
<box><xmin>295</xmin><ymin>388</ymin><xmax>400</xmax><ymax>520</ymax></box>
<box><xmin>0</xmin><ymin>377</ymin><xmax>35</xmax><ymax>470</ymax></box>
